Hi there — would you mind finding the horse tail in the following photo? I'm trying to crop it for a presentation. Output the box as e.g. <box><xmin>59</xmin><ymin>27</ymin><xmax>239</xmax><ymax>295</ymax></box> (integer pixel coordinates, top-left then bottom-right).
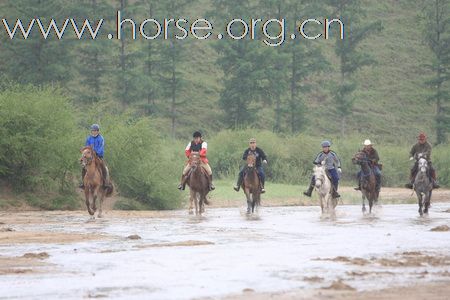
<box><xmin>105</xmin><ymin>184</ymin><xmax>114</xmax><ymax>197</ymax></box>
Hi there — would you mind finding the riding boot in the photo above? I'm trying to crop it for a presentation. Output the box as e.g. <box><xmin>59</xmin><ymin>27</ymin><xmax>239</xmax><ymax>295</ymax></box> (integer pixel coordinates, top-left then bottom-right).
<box><xmin>234</xmin><ymin>173</ymin><xmax>243</xmax><ymax>192</ymax></box>
<box><xmin>177</xmin><ymin>175</ymin><xmax>187</xmax><ymax>191</ymax></box>
<box><xmin>209</xmin><ymin>175</ymin><xmax>215</xmax><ymax>191</ymax></box>
<box><xmin>354</xmin><ymin>179</ymin><xmax>361</xmax><ymax>191</ymax></box>
<box><xmin>79</xmin><ymin>168</ymin><xmax>86</xmax><ymax>189</ymax></box>
<box><xmin>332</xmin><ymin>184</ymin><xmax>341</xmax><ymax>198</ymax></box>
<box><xmin>260</xmin><ymin>178</ymin><xmax>265</xmax><ymax>194</ymax></box>
<box><xmin>303</xmin><ymin>177</ymin><xmax>315</xmax><ymax>197</ymax></box>
<box><xmin>405</xmin><ymin>179</ymin><xmax>414</xmax><ymax>189</ymax></box>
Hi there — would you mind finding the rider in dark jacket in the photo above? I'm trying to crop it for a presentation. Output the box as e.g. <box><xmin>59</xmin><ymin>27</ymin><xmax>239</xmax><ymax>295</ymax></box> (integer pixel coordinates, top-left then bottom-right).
<box><xmin>233</xmin><ymin>138</ymin><xmax>268</xmax><ymax>193</ymax></box>
<box><xmin>405</xmin><ymin>132</ymin><xmax>439</xmax><ymax>189</ymax></box>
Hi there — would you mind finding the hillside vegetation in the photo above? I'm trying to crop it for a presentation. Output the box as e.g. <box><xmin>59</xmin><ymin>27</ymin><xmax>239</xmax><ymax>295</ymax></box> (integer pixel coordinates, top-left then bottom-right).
<box><xmin>0</xmin><ymin>0</ymin><xmax>448</xmax><ymax>209</ymax></box>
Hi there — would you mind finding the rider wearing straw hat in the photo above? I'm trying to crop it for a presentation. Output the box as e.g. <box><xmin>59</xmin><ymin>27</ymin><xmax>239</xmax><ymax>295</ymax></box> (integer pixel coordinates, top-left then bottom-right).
<box><xmin>354</xmin><ymin>139</ymin><xmax>382</xmax><ymax>193</ymax></box>
<box><xmin>303</xmin><ymin>140</ymin><xmax>341</xmax><ymax>199</ymax></box>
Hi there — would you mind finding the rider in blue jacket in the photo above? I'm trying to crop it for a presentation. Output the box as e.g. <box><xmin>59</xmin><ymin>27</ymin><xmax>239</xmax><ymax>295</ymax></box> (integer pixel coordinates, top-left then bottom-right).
<box><xmin>80</xmin><ymin>124</ymin><xmax>111</xmax><ymax>188</ymax></box>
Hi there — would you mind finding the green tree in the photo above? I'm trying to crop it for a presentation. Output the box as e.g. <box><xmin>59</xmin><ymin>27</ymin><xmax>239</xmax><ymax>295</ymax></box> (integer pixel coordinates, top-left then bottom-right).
<box><xmin>0</xmin><ymin>0</ymin><xmax>75</xmax><ymax>87</ymax></box>
<box><xmin>422</xmin><ymin>0</ymin><xmax>450</xmax><ymax>144</ymax></box>
<box><xmin>326</xmin><ymin>0</ymin><xmax>382</xmax><ymax>136</ymax></box>
<box><xmin>72</xmin><ymin>0</ymin><xmax>115</xmax><ymax>104</ymax></box>
<box><xmin>284</xmin><ymin>0</ymin><xmax>328</xmax><ymax>133</ymax></box>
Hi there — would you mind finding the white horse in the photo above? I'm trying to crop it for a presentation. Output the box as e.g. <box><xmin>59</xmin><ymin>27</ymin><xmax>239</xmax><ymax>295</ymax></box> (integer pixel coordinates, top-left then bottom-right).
<box><xmin>313</xmin><ymin>163</ymin><xmax>337</xmax><ymax>215</ymax></box>
<box><xmin>414</xmin><ymin>157</ymin><xmax>432</xmax><ymax>216</ymax></box>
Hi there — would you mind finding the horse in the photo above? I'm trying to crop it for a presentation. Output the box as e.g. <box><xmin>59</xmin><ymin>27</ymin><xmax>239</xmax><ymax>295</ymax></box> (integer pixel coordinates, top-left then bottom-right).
<box><xmin>80</xmin><ymin>146</ymin><xmax>113</xmax><ymax>218</ymax></box>
<box><xmin>241</xmin><ymin>153</ymin><xmax>261</xmax><ymax>214</ymax></box>
<box><xmin>186</xmin><ymin>152</ymin><xmax>210</xmax><ymax>216</ymax></box>
<box><xmin>313</xmin><ymin>162</ymin><xmax>337</xmax><ymax>215</ymax></box>
<box><xmin>352</xmin><ymin>150</ymin><xmax>378</xmax><ymax>214</ymax></box>
<box><xmin>414</xmin><ymin>157</ymin><xmax>432</xmax><ymax>216</ymax></box>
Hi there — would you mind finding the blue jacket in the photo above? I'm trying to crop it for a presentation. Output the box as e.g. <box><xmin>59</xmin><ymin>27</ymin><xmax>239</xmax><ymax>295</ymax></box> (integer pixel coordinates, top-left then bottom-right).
<box><xmin>85</xmin><ymin>134</ymin><xmax>105</xmax><ymax>158</ymax></box>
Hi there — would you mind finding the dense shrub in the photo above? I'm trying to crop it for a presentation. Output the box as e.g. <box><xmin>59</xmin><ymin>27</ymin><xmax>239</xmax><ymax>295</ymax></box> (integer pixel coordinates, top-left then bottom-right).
<box><xmin>0</xmin><ymin>86</ymin><xmax>80</xmax><ymax>192</ymax></box>
<box><xmin>100</xmin><ymin>116</ymin><xmax>183</xmax><ymax>209</ymax></box>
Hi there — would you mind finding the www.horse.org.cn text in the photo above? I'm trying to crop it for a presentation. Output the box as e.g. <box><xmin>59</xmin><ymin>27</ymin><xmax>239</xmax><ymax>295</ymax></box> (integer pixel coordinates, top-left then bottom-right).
<box><xmin>1</xmin><ymin>11</ymin><xmax>345</xmax><ymax>47</ymax></box>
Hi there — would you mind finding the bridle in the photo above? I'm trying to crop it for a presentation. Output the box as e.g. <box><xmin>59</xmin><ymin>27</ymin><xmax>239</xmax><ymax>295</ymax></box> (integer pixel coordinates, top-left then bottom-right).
<box><xmin>80</xmin><ymin>149</ymin><xmax>94</xmax><ymax>167</ymax></box>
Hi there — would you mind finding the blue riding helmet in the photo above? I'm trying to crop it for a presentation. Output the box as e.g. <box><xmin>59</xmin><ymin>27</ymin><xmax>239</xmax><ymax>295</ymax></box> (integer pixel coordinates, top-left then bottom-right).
<box><xmin>90</xmin><ymin>124</ymin><xmax>100</xmax><ymax>131</ymax></box>
<box><xmin>321</xmin><ymin>140</ymin><xmax>331</xmax><ymax>147</ymax></box>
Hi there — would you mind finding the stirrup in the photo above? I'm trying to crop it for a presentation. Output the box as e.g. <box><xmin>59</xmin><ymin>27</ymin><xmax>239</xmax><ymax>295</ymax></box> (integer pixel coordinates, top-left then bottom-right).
<box><xmin>354</xmin><ymin>187</ymin><xmax>361</xmax><ymax>191</ymax></box>
<box><xmin>177</xmin><ymin>184</ymin><xmax>185</xmax><ymax>191</ymax></box>
<box><xmin>209</xmin><ymin>184</ymin><xmax>215</xmax><ymax>191</ymax></box>
<box><xmin>233</xmin><ymin>186</ymin><xmax>240</xmax><ymax>192</ymax></box>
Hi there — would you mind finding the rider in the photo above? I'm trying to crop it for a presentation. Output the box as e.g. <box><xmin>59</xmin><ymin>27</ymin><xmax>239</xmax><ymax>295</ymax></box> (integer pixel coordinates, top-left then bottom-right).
<box><xmin>178</xmin><ymin>131</ymin><xmax>215</xmax><ymax>191</ymax></box>
<box><xmin>354</xmin><ymin>139</ymin><xmax>382</xmax><ymax>193</ymax></box>
<box><xmin>303</xmin><ymin>140</ymin><xmax>341</xmax><ymax>198</ymax></box>
<box><xmin>405</xmin><ymin>132</ymin><xmax>440</xmax><ymax>189</ymax></box>
<box><xmin>80</xmin><ymin>124</ymin><xmax>111</xmax><ymax>189</ymax></box>
<box><xmin>233</xmin><ymin>138</ymin><xmax>268</xmax><ymax>193</ymax></box>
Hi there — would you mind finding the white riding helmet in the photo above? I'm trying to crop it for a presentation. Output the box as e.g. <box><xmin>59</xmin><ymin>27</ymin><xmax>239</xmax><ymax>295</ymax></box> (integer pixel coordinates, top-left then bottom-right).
<box><xmin>363</xmin><ymin>139</ymin><xmax>372</xmax><ymax>146</ymax></box>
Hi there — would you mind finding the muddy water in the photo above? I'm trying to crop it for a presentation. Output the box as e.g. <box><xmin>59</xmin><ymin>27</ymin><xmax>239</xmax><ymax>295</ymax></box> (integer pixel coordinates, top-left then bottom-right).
<box><xmin>1</xmin><ymin>203</ymin><xmax>450</xmax><ymax>299</ymax></box>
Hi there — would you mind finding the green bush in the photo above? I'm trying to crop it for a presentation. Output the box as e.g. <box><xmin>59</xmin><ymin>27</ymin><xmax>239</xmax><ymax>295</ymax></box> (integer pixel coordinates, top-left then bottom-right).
<box><xmin>100</xmin><ymin>116</ymin><xmax>183</xmax><ymax>210</ymax></box>
<box><xmin>0</xmin><ymin>85</ymin><xmax>80</xmax><ymax>193</ymax></box>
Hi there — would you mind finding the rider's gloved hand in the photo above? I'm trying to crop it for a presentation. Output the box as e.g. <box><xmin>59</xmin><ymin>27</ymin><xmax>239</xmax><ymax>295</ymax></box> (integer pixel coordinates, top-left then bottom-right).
<box><xmin>263</xmin><ymin>160</ymin><xmax>268</xmax><ymax>164</ymax></box>
<box><xmin>338</xmin><ymin>168</ymin><xmax>342</xmax><ymax>173</ymax></box>
<box><xmin>409</xmin><ymin>157</ymin><xmax>414</xmax><ymax>161</ymax></box>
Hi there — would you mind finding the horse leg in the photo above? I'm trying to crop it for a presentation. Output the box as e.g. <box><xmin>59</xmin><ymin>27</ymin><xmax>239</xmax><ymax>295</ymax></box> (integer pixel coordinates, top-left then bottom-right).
<box><xmin>423</xmin><ymin>192</ymin><xmax>430</xmax><ymax>214</ymax></box>
<box><xmin>188</xmin><ymin>190</ymin><xmax>194</xmax><ymax>215</ymax></box>
<box><xmin>245</xmin><ymin>190</ymin><xmax>252</xmax><ymax>214</ymax></box>
<box><xmin>252</xmin><ymin>194</ymin><xmax>256</xmax><ymax>213</ymax></box>
<box><xmin>193</xmin><ymin>192</ymin><xmax>198</xmax><ymax>216</ymax></box>
<box><xmin>199</xmin><ymin>194</ymin><xmax>205</xmax><ymax>215</ymax></box>
<box><xmin>85</xmin><ymin>189</ymin><xmax>94</xmax><ymax>216</ymax></box>
<box><xmin>417</xmin><ymin>193</ymin><xmax>423</xmax><ymax>216</ymax></box>
<box><xmin>362</xmin><ymin>194</ymin><xmax>366</xmax><ymax>214</ymax></box>
<box><xmin>98</xmin><ymin>190</ymin><xmax>105</xmax><ymax>218</ymax></box>
<box><xmin>92</xmin><ymin>188</ymin><xmax>98</xmax><ymax>212</ymax></box>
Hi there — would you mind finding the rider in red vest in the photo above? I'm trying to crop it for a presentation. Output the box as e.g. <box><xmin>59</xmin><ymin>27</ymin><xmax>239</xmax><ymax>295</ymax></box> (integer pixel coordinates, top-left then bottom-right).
<box><xmin>178</xmin><ymin>131</ymin><xmax>215</xmax><ymax>191</ymax></box>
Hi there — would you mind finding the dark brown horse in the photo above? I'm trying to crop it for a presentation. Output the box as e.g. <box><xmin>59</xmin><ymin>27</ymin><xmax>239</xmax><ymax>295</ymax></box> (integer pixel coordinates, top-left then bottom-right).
<box><xmin>186</xmin><ymin>152</ymin><xmax>210</xmax><ymax>215</ymax></box>
<box><xmin>352</xmin><ymin>150</ymin><xmax>378</xmax><ymax>214</ymax></box>
<box><xmin>241</xmin><ymin>153</ymin><xmax>261</xmax><ymax>214</ymax></box>
<box><xmin>80</xmin><ymin>146</ymin><xmax>113</xmax><ymax>218</ymax></box>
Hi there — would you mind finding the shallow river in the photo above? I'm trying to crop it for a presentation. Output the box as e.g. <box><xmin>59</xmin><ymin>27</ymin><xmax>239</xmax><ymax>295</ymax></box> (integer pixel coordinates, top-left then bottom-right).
<box><xmin>1</xmin><ymin>203</ymin><xmax>450</xmax><ymax>299</ymax></box>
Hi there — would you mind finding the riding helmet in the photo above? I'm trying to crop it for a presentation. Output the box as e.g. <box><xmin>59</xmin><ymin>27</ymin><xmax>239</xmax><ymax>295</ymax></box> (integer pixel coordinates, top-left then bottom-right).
<box><xmin>321</xmin><ymin>140</ymin><xmax>331</xmax><ymax>147</ymax></box>
<box><xmin>193</xmin><ymin>131</ymin><xmax>202</xmax><ymax>138</ymax></box>
<box><xmin>90</xmin><ymin>124</ymin><xmax>100</xmax><ymax>131</ymax></box>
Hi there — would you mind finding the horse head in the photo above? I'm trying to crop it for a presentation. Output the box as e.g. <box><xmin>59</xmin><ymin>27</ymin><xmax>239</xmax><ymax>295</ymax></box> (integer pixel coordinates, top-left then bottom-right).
<box><xmin>352</xmin><ymin>150</ymin><xmax>367</xmax><ymax>165</ymax></box>
<box><xmin>80</xmin><ymin>146</ymin><xmax>97</xmax><ymax>167</ymax></box>
<box><xmin>418</xmin><ymin>157</ymin><xmax>428</xmax><ymax>173</ymax></box>
<box><xmin>189</xmin><ymin>152</ymin><xmax>201</xmax><ymax>171</ymax></box>
<box><xmin>313</xmin><ymin>162</ymin><xmax>326</xmax><ymax>189</ymax></box>
<box><xmin>246</xmin><ymin>153</ymin><xmax>256</xmax><ymax>169</ymax></box>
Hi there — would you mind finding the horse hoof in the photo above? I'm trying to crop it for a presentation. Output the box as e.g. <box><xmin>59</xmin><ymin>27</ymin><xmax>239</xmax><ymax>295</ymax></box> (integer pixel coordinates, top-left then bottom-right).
<box><xmin>188</xmin><ymin>210</ymin><xmax>194</xmax><ymax>215</ymax></box>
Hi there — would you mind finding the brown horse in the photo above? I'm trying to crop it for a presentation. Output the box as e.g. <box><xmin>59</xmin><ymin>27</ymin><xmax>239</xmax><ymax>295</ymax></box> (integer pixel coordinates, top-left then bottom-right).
<box><xmin>352</xmin><ymin>150</ymin><xmax>378</xmax><ymax>214</ymax></box>
<box><xmin>242</xmin><ymin>153</ymin><xmax>261</xmax><ymax>214</ymax></box>
<box><xmin>80</xmin><ymin>146</ymin><xmax>113</xmax><ymax>218</ymax></box>
<box><xmin>186</xmin><ymin>152</ymin><xmax>210</xmax><ymax>215</ymax></box>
